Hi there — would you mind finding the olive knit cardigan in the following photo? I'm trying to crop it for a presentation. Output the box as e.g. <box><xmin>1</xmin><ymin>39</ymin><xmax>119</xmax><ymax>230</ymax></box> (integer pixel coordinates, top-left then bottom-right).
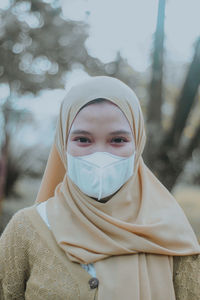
<box><xmin>0</xmin><ymin>205</ymin><xmax>200</xmax><ymax>300</ymax></box>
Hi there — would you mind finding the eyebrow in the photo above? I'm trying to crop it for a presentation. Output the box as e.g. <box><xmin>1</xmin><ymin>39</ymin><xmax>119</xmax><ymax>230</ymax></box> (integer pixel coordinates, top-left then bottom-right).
<box><xmin>70</xmin><ymin>130</ymin><xmax>132</xmax><ymax>136</ymax></box>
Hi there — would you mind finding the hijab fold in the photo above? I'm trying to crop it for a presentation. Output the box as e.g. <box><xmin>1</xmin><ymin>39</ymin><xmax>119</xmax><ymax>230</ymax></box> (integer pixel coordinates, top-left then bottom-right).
<box><xmin>46</xmin><ymin>76</ymin><xmax>200</xmax><ymax>300</ymax></box>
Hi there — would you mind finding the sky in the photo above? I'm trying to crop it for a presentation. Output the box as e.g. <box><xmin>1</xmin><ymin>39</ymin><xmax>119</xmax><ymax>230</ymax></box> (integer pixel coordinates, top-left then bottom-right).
<box><xmin>1</xmin><ymin>0</ymin><xmax>200</xmax><ymax>73</ymax></box>
<box><xmin>61</xmin><ymin>0</ymin><xmax>200</xmax><ymax>71</ymax></box>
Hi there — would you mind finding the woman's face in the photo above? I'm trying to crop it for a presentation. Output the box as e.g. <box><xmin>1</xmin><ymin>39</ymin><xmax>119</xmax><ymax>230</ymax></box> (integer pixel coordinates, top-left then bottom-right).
<box><xmin>67</xmin><ymin>101</ymin><xmax>135</xmax><ymax>157</ymax></box>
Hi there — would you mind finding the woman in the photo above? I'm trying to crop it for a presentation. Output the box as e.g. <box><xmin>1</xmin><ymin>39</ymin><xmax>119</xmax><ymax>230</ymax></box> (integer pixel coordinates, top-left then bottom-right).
<box><xmin>0</xmin><ymin>76</ymin><xmax>200</xmax><ymax>300</ymax></box>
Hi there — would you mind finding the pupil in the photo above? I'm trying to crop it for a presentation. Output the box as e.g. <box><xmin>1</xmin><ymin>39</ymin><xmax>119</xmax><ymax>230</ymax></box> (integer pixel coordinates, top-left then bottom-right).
<box><xmin>80</xmin><ymin>138</ymin><xmax>87</xmax><ymax>142</ymax></box>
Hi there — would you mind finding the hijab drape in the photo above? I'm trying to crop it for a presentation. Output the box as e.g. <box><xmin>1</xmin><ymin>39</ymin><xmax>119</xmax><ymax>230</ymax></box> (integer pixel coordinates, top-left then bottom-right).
<box><xmin>46</xmin><ymin>76</ymin><xmax>200</xmax><ymax>300</ymax></box>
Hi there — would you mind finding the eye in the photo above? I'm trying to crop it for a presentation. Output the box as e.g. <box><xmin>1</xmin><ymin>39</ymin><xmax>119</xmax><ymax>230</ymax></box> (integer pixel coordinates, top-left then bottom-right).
<box><xmin>74</xmin><ymin>137</ymin><xmax>91</xmax><ymax>143</ymax></box>
<box><xmin>110</xmin><ymin>137</ymin><xmax>127</xmax><ymax>144</ymax></box>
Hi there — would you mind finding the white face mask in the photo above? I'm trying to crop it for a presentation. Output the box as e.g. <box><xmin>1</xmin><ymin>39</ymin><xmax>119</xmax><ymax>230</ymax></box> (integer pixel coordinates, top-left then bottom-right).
<box><xmin>66</xmin><ymin>151</ymin><xmax>135</xmax><ymax>200</ymax></box>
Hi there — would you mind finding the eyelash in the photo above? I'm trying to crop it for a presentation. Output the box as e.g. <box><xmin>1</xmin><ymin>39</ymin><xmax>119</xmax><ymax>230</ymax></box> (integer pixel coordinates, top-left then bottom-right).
<box><xmin>73</xmin><ymin>137</ymin><xmax>128</xmax><ymax>144</ymax></box>
<box><xmin>74</xmin><ymin>137</ymin><xmax>91</xmax><ymax>143</ymax></box>
<box><xmin>111</xmin><ymin>137</ymin><xmax>127</xmax><ymax>143</ymax></box>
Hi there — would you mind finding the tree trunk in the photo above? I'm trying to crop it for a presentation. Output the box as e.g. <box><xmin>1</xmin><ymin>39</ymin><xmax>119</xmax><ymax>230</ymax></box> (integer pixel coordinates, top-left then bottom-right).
<box><xmin>147</xmin><ymin>0</ymin><xmax>166</xmax><ymax>125</ymax></box>
<box><xmin>144</xmin><ymin>0</ymin><xmax>166</xmax><ymax>174</ymax></box>
<box><xmin>164</xmin><ymin>38</ymin><xmax>200</xmax><ymax>148</ymax></box>
<box><xmin>0</xmin><ymin>102</ymin><xmax>9</xmax><ymax>214</ymax></box>
<box><xmin>156</xmin><ymin>38</ymin><xmax>200</xmax><ymax>190</ymax></box>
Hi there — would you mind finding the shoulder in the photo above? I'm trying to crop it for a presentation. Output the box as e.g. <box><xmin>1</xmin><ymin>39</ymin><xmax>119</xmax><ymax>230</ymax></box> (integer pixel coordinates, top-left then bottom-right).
<box><xmin>0</xmin><ymin>206</ymin><xmax>38</xmax><ymax>276</ymax></box>
<box><xmin>0</xmin><ymin>205</ymin><xmax>39</xmax><ymax>243</ymax></box>
<box><xmin>173</xmin><ymin>255</ymin><xmax>200</xmax><ymax>300</ymax></box>
<box><xmin>3</xmin><ymin>204</ymin><xmax>37</xmax><ymax>225</ymax></box>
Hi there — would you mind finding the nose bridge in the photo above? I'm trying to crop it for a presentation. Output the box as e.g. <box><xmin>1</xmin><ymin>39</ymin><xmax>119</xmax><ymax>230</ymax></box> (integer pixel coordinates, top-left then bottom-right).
<box><xmin>93</xmin><ymin>141</ymin><xmax>108</xmax><ymax>153</ymax></box>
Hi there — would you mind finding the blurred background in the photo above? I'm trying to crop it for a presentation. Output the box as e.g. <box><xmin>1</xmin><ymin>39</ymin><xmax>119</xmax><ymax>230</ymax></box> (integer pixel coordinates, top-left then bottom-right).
<box><xmin>0</xmin><ymin>0</ymin><xmax>199</xmax><ymax>239</ymax></box>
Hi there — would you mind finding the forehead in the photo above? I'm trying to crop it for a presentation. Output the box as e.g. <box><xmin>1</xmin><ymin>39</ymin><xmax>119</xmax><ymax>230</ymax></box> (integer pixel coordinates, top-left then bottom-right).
<box><xmin>70</xmin><ymin>101</ymin><xmax>132</xmax><ymax>130</ymax></box>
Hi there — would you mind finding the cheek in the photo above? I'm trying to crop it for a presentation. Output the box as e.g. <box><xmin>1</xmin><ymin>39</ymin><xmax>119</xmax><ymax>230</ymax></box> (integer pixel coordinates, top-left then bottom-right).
<box><xmin>109</xmin><ymin>142</ymin><xmax>135</xmax><ymax>157</ymax></box>
<box><xmin>66</xmin><ymin>140</ymin><xmax>77</xmax><ymax>155</ymax></box>
<box><xmin>66</xmin><ymin>140</ymin><xmax>91</xmax><ymax>156</ymax></box>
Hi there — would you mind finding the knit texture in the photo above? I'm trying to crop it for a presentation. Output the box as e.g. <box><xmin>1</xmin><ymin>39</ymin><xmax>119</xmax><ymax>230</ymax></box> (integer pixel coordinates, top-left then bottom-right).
<box><xmin>36</xmin><ymin>201</ymin><xmax>97</xmax><ymax>278</ymax></box>
<box><xmin>0</xmin><ymin>205</ymin><xmax>199</xmax><ymax>300</ymax></box>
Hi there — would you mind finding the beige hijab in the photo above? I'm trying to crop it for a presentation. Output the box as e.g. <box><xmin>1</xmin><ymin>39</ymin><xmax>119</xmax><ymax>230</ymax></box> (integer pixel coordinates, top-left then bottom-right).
<box><xmin>46</xmin><ymin>76</ymin><xmax>200</xmax><ymax>300</ymax></box>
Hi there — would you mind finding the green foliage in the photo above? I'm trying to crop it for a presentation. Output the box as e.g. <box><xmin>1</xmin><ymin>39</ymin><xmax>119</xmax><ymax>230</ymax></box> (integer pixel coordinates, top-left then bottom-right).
<box><xmin>0</xmin><ymin>0</ymin><xmax>90</xmax><ymax>94</ymax></box>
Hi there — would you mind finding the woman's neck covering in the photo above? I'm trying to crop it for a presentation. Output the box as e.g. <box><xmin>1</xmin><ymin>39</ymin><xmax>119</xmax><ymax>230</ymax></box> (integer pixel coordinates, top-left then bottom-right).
<box><xmin>46</xmin><ymin>76</ymin><xmax>200</xmax><ymax>300</ymax></box>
